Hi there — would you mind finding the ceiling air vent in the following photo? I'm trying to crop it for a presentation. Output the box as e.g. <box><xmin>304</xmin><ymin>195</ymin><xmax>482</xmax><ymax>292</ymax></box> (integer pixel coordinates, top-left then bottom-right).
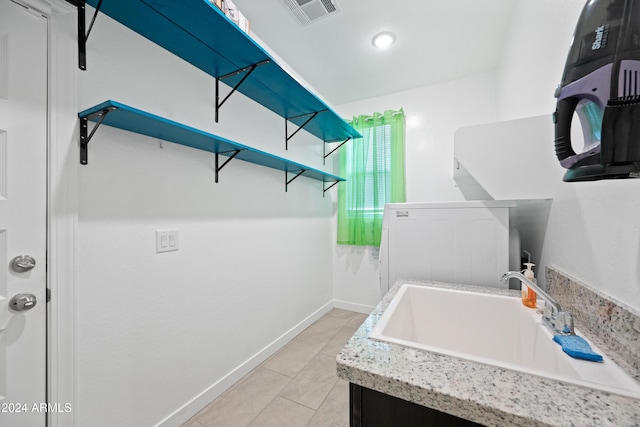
<box><xmin>281</xmin><ymin>0</ymin><xmax>340</xmax><ymax>26</ymax></box>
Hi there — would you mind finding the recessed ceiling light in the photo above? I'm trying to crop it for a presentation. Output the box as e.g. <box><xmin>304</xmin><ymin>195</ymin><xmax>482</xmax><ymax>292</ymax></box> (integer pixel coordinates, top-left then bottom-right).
<box><xmin>372</xmin><ymin>31</ymin><xmax>396</xmax><ymax>50</ymax></box>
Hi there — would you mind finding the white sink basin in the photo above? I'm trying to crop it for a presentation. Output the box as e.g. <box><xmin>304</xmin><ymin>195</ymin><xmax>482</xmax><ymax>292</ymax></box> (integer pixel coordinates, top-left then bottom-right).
<box><xmin>370</xmin><ymin>284</ymin><xmax>640</xmax><ymax>399</ymax></box>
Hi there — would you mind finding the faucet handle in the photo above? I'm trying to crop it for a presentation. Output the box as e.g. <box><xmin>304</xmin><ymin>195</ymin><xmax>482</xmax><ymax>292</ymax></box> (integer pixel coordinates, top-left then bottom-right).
<box><xmin>556</xmin><ymin>311</ymin><xmax>574</xmax><ymax>335</ymax></box>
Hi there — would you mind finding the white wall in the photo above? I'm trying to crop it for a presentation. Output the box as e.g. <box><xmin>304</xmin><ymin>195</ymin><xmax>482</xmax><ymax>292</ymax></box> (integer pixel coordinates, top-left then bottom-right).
<box><xmin>496</xmin><ymin>0</ymin><xmax>640</xmax><ymax>311</ymax></box>
<box><xmin>76</xmin><ymin>10</ymin><xmax>335</xmax><ymax>427</ymax></box>
<box><xmin>495</xmin><ymin>0</ymin><xmax>584</xmax><ymax>120</ymax></box>
<box><xmin>331</xmin><ymin>73</ymin><xmax>499</xmax><ymax>309</ymax></box>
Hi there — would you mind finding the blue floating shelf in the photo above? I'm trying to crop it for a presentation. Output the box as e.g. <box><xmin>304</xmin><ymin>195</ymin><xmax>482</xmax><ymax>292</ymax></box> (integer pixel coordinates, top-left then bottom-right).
<box><xmin>78</xmin><ymin>100</ymin><xmax>345</xmax><ymax>191</ymax></box>
<box><xmin>83</xmin><ymin>0</ymin><xmax>361</xmax><ymax>144</ymax></box>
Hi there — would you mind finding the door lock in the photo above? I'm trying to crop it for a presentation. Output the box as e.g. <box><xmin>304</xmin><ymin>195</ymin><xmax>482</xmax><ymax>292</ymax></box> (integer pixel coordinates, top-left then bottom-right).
<box><xmin>9</xmin><ymin>255</ymin><xmax>36</xmax><ymax>272</ymax></box>
<box><xmin>9</xmin><ymin>293</ymin><xmax>37</xmax><ymax>312</ymax></box>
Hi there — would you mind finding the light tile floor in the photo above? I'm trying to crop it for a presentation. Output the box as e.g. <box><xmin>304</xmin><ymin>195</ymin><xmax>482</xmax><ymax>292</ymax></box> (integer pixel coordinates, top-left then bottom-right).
<box><xmin>182</xmin><ymin>309</ymin><xmax>368</xmax><ymax>427</ymax></box>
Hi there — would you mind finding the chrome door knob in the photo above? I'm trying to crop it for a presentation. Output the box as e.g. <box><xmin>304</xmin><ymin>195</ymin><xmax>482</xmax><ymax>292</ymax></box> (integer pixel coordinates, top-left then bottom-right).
<box><xmin>10</xmin><ymin>255</ymin><xmax>36</xmax><ymax>272</ymax></box>
<box><xmin>9</xmin><ymin>293</ymin><xmax>37</xmax><ymax>312</ymax></box>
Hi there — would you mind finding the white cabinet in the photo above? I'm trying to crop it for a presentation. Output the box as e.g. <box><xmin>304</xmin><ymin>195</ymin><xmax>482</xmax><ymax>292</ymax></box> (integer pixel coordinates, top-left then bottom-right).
<box><xmin>379</xmin><ymin>201</ymin><xmax>516</xmax><ymax>296</ymax></box>
<box><xmin>454</xmin><ymin>115</ymin><xmax>563</xmax><ymax>200</ymax></box>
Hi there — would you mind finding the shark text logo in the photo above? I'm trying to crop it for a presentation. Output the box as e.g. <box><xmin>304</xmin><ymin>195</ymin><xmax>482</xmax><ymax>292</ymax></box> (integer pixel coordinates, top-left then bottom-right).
<box><xmin>592</xmin><ymin>24</ymin><xmax>609</xmax><ymax>50</ymax></box>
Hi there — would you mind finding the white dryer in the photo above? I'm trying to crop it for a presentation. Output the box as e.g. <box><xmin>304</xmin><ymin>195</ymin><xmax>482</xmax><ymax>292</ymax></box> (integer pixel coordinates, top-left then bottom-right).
<box><xmin>379</xmin><ymin>201</ymin><xmax>517</xmax><ymax>297</ymax></box>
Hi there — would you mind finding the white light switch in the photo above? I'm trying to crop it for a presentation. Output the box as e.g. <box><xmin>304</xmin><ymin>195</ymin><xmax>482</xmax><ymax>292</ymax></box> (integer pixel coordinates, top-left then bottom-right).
<box><xmin>156</xmin><ymin>229</ymin><xmax>179</xmax><ymax>253</ymax></box>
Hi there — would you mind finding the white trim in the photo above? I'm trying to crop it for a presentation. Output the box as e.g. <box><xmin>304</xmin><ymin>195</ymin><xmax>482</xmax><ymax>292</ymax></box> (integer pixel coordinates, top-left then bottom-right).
<box><xmin>45</xmin><ymin>1</ymin><xmax>78</xmax><ymax>427</ymax></box>
<box><xmin>12</xmin><ymin>0</ymin><xmax>52</xmax><ymax>15</ymax></box>
<box><xmin>332</xmin><ymin>299</ymin><xmax>375</xmax><ymax>315</ymax></box>
<box><xmin>157</xmin><ymin>301</ymin><xmax>334</xmax><ymax>427</ymax></box>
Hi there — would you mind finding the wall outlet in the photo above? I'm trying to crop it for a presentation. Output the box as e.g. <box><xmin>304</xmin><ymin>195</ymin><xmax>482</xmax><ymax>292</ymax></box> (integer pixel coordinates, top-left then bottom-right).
<box><xmin>156</xmin><ymin>229</ymin><xmax>179</xmax><ymax>253</ymax></box>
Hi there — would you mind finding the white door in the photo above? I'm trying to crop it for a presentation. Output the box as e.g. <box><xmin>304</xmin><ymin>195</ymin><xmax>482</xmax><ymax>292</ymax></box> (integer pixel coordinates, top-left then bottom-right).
<box><xmin>0</xmin><ymin>0</ymin><xmax>48</xmax><ymax>425</ymax></box>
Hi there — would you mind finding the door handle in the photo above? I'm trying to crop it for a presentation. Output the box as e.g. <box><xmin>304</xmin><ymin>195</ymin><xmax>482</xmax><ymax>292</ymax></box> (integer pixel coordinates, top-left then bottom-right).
<box><xmin>9</xmin><ymin>293</ymin><xmax>37</xmax><ymax>312</ymax></box>
<box><xmin>10</xmin><ymin>255</ymin><xmax>36</xmax><ymax>272</ymax></box>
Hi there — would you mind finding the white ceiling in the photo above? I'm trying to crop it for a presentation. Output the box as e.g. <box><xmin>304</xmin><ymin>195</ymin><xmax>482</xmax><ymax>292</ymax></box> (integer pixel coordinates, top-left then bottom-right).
<box><xmin>232</xmin><ymin>0</ymin><xmax>518</xmax><ymax>106</ymax></box>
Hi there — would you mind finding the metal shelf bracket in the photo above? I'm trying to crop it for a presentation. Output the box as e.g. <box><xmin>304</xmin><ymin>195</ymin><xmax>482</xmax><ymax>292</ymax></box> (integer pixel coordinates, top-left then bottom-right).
<box><xmin>323</xmin><ymin>180</ymin><xmax>339</xmax><ymax>198</ymax></box>
<box><xmin>214</xmin><ymin>149</ymin><xmax>245</xmax><ymax>183</ymax></box>
<box><xmin>285</xmin><ymin>170</ymin><xmax>306</xmax><ymax>192</ymax></box>
<box><xmin>66</xmin><ymin>0</ymin><xmax>103</xmax><ymax>70</ymax></box>
<box><xmin>79</xmin><ymin>106</ymin><xmax>117</xmax><ymax>165</ymax></box>
<box><xmin>285</xmin><ymin>112</ymin><xmax>320</xmax><ymax>150</ymax></box>
<box><xmin>215</xmin><ymin>60</ymin><xmax>270</xmax><ymax>122</ymax></box>
<box><xmin>323</xmin><ymin>137</ymin><xmax>351</xmax><ymax>165</ymax></box>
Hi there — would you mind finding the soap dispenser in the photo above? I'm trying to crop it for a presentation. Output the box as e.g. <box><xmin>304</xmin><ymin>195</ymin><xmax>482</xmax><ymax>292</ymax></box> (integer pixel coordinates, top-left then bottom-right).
<box><xmin>521</xmin><ymin>263</ymin><xmax>537</xmax><ymax>308</ymax></box>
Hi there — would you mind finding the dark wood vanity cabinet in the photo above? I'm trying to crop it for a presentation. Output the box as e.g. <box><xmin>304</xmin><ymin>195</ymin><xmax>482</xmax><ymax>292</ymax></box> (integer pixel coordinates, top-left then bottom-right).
<box><xmin>350</xmin><ymin>383</ymin><xmax>485</xmax><ymax>427</ymax></box>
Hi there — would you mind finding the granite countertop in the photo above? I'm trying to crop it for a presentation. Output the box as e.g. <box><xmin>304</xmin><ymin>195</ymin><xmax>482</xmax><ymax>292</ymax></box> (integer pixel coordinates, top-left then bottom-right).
<box><xmin>336</xmin><ymin>280</ymin><xmax>640</xmax><ymax>427</ymax></box>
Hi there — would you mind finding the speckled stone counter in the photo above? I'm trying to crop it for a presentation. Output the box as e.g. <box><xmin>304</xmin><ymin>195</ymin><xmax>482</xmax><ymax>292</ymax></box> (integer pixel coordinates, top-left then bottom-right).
<box><xmin>336</xmin><ymin>280</ymin><xmax>640</xmax><ymax>427</ymax></box>
<box><xmin>547</xmin><ymin>266</ymin><xmax>640</xmax><ymax>384</ymax></box>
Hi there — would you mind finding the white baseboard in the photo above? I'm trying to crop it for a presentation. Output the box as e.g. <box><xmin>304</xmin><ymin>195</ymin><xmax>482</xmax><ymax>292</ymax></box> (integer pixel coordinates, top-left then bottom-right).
<box><xmin>332</xmin><ymin>299</ymin><xmax>376</xmax><ymax>314</ymax></box>
<box><xmin>156</xmin><ymin>301</ymin><xmax>334</xmax><ymax>427</ymax></box>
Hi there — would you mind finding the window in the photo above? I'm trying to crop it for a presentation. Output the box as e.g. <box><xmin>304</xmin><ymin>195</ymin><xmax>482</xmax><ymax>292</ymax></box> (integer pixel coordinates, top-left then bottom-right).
<box><xmin>343</xmin><ymin>123</ymin><xmax>392</xmax><ymax>217</ymax></box>
<box><xmin>337</xmin><ymin>109</ymin><xmax>406</xmax><ymax>246</ymax></box>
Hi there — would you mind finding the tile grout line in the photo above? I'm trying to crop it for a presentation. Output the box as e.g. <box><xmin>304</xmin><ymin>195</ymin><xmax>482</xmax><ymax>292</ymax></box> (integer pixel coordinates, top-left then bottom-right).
<box><xmin>239</xmin><ymin>322</ymin><xmax>330</xmax><ymax>426</ymax></box>
<box><xmin>275</xmin><ymin>394</ymin><xmax>319</xmax><ymax>415</ymax></box>
<box><xmin>252</xmin><ymin>312</ymin><xmax>355</xmax><ymax>425</ymax></box>
<box><xmin>243</xmin><ymin>351</ymin><xmax>301</xmax><ymax>427</ymax></box>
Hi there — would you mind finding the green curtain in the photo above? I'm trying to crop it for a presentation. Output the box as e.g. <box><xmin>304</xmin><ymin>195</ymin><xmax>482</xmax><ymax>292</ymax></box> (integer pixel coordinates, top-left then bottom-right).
<box><xmin>337</xmin><ymin>109</ymin><xmax>406</xmax><ymax>246</ymax></box>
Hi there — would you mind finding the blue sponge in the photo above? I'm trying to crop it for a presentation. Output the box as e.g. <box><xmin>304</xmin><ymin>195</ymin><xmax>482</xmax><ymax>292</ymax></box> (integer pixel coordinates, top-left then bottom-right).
<box><xmin>553</xmin><ymin>335</ymin><xmax>603</xmax><ymax>362</ymax></box>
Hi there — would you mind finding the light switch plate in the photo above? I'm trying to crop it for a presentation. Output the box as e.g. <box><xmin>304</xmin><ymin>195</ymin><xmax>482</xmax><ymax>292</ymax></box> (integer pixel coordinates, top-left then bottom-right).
<box><xmin>156</xmin><ymin>229</ymin><xmax>179</xmax><ymax>253</ymax></box>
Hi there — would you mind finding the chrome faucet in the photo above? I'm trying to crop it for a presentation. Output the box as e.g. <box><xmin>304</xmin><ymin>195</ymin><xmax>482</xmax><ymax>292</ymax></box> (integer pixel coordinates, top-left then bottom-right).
<box><xmin>500</xmin><ymin>271</ymin><xmax>574</xmax><ymax>336</ymax></box>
